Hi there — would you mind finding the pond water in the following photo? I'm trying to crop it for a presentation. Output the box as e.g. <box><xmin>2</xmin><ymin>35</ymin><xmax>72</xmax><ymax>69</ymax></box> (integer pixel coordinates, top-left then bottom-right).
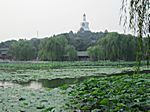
<box><xmin>0</xmin><ymin>81</ymin><xmax>42</xmax><ymax>89</ymax></box>
<box><xmin>0</xmin><ymin>70</ymin><xmax>149</xmax><ymax>89</ymax></box>
<box><xmin>0</xmin><ymin>76</ymin><xmax>97</xmax><ymax>89</ymax></box>
<box><xmin>0</xmin><ymin>81</ymin><xmax>14</xmax><ymax>87</ymax></box>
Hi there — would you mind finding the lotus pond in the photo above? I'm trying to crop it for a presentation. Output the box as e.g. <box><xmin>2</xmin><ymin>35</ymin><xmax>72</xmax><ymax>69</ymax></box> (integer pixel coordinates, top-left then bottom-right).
<box><xmin>0</xmin><ymin>61</ymin><xmax>149</xmax><ymax>111</ymax></box>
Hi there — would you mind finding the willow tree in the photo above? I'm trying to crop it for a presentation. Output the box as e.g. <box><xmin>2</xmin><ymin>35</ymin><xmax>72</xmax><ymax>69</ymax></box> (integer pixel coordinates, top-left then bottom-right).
<box><xmin>121</xmin><ymin>0</ymin><xmax>150</xmax><ymax>69</ymax></box>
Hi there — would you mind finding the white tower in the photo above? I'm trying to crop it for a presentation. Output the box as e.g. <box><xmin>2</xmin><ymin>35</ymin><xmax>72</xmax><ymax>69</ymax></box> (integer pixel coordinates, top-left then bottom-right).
<box><xmin>80</xmin><ymin>14</ymin><xmax>90</xmax><ymax>31</ymax></box>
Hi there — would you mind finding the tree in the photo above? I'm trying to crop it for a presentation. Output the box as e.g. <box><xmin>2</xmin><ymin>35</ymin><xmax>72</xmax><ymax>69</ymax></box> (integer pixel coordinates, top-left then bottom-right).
<box><xmin>0</xmin><ymin>40</ymin><xmax>17</xmax><ymax>48</ymax></box>
<box><xmin>38</xmin><ymin>34</ymin><xmax>77</xmax><ymax>61</ymax></box>
<box><xmin>87</xmin><ymin>46</ymin><xmax>97</xmax><ymax>61</ymax></box>
<box><xmin>143</xmin><ymin>36</ymin><xmax>150</xmax><ymax>66</ymax></box>
<box><xmin>30</xmin><ymin>38</ymin><xmax>40</xmax><ymax>57</ymax></box>
<box><xmin>38</xmin><ymin>38</ymin><xmax>49</xmax><ymax>60</ymax></box>
<box><xmin>121</xmin><ymin>0</ymin><xmax>150</xmax><ymax>67</ymax></box>
<box><xmin>10</xmin><ymin>39</ymin><xmax>36</xmax><ymax>61</ymax></box>
<box><xmin>65</xmin><ymin>45</ymin><xmax>77</xmax><ymax>61</ymax></box>
<box><xmin>87</xmin><ymin>32</ymin><xmax>136</xmax><ymax>61</ymax></box>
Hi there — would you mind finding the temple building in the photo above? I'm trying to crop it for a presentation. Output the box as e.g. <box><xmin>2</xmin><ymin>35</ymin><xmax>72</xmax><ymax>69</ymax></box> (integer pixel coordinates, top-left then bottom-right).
<box><xmin>79</xmin><ymin>14</ymin><xmax>90</xmax><ymax>32</ymax></box>
<box><xmin>0</xmin><ymin>47</ymin><xmax>11</xmax><ymax>60</ymax></box>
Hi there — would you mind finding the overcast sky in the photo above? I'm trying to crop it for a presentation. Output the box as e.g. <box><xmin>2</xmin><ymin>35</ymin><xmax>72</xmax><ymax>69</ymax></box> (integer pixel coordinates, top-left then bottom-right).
<box><xmin>0</xmin><ymin>0</ymin><xmax>125</xmax><ymax>42</ymax></box>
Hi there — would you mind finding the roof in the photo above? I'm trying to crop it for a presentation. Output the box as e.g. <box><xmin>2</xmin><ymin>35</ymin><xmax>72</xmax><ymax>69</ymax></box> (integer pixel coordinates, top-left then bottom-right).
<box><xmin>1</xmin><ymin>51</ymin><xmax>8</xmax><ymax>55</ymax></box>
<box><xmin>0</xmin><ymin>47</ymin><xmax>9</xmax><ymax>51</ymax></box>
<box><xmin>77</xmin><ymin>51</ymin><xmax>89</xmax><ymax>57</ymax></box>
<box><xmin>0</xmin><ymin>47</ymin><xmax>9</xmax><ymax>55</ymax></box>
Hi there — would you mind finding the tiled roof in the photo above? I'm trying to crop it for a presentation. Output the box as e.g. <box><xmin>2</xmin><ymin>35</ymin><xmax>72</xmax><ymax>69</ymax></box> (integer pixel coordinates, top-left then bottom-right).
<box><xmin>0</xmin><ymin>47</ymin><xmax>9</xmax><ymax>51</ymax></box>
<box><xmin>77</xmin><ymin>51</ymin><xmax>88</xmax><ymax>57</ymax></box>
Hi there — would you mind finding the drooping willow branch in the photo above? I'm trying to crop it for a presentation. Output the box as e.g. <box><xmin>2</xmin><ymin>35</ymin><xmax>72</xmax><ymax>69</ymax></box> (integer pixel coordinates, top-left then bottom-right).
<box><xmin>121</xmin><ymin>0</ymin><xmax>149</xmax><ymax>34</ymax></box>
<box><xmin>120</xmin><ymin>0</ymin><xmax>150</xmax><ymax>68</ymax></box>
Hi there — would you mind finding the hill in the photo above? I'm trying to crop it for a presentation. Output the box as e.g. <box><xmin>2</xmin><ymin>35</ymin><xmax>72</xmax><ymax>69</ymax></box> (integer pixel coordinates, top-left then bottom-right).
<box><xmin>66</xmin><ymin>30</ymin><xmax>105</xmax><ymax>51</ymax></box>
<box><xmin>0</xmin><ymin>31</ymin><xmax>149</xmax><ymax>62</ymax></box>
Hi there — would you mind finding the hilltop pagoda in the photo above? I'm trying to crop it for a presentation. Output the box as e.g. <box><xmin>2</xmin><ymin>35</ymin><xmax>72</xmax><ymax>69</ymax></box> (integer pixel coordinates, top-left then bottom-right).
<box><xmin>79</xmin><ymin>14</ymin><xmax>90</xmax><ymax>32</ymax></box>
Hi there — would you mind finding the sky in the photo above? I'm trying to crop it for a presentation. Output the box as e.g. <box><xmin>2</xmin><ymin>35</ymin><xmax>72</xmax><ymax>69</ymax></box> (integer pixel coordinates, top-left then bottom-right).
<box><xmin>0</xmin><ymin>0</ymin><xmax>125</xmax><ymax>42</ymax></box>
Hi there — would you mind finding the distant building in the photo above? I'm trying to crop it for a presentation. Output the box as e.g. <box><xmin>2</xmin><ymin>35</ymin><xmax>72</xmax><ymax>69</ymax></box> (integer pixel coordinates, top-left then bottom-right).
<box><xmin>77</xmin><ymin>51</ymin><xmax>89</xmax><ymax>60</ymax></box>
<box><xmin>79</xmin><ymin>14</ymin><xmax>90</xmax><ymax>32</ymax></box>
<box><xmin>0</xmin><ymin>47</ymin><xmax>11</xmax><ymax>60</ymax></box>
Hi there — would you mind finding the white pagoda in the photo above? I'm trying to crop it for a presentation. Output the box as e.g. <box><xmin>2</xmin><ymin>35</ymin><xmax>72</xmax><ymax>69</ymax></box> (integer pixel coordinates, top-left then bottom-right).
<box><xmin>80</xmin><ymin>14</ymin><xmax>90</xmax><ymax>32</ymax></box>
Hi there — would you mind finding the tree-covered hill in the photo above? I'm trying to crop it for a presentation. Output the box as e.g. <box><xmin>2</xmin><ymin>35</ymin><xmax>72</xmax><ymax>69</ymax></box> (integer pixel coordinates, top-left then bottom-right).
<box><xmin>66</xmin><ymin>30</ymin><xmax>104</xmax><ymax>51</ymax></box>
<box><xmin>0</xmin><ymin>31</ymin><xmax>149</xmax><ymax>61</ymax></box>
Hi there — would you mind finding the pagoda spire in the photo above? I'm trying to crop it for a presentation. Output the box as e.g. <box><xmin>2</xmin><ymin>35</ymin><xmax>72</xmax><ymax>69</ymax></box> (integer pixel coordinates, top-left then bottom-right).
<box><xmin>83</xmin><ymin>13</ymin><xmax>86</xmax><ymax>21</ymax></box>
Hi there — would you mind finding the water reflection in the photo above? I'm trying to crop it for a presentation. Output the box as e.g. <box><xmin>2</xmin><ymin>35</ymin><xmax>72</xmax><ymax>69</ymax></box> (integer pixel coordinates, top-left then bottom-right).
<box><xmin>40</xmin><ymin>78</ymin><xmax>82</xmax><ymax>88</ymax></box>
<box><xmin>0</xmin><ymin>81</ymin><xmax>14</xmax><ymax>87</ymax></box>
<box><xmin>0</xmin><ymin>77</ymin><xmax>89</xmax><ymax>89</ymax></box>
<box><xmin>28</xmin><ymin>81</ymin><xmax>42</xmax><ymax>89</ymax></box>
<box><xmin>0</xmin><ymin>70</ymin><xmax>149</xmax><ymax>89</ymax></box>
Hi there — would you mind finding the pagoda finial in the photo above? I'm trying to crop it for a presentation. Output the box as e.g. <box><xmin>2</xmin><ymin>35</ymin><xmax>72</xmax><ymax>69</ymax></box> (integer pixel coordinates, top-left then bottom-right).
<box><xmin>83</xmin><ymin>13</ymin><xmax>86</xmax><ymax>21</ymax></box>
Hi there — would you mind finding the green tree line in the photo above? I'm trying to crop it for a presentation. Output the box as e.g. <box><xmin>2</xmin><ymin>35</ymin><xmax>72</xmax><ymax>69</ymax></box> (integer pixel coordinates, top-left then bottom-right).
<box><xmin>9</xmin><ymin>35</ymin><xmax>77</xmax><ymax>61</ymax></box>
<box><xmin>38</xmin><ymin>35</ymin><xmax>77</xmax><ymax>61</ymax></box>
<box><xmin>1</xmin><ymin>32</ymin><xmax>149</xmax><ymax>62</ymax></box>
<box><xmin>88</xmin><ymin>32</ymin><xmax>149</xmax><ymax>61</ymax></box>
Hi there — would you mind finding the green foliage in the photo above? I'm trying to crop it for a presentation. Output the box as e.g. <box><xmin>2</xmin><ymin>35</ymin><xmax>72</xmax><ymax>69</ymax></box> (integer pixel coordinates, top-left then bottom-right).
<box><xmin>144</xmin><ymin>35</ymin><xmax>150</xmax><ymax>66</ymax></box>
<box><xmin>69</xmin><ymin>74</ymin><xmax>150</xmax><ymax>111</ymax></box>
<box><xmin>87</xmin><ymin>46</ymin><xmax>101</xmax><ymax>61</ymax></box>
<box><xmin>65</xmin><ymin>45</ymin><xmax>77</xmax><ymax>61</ymax></box>
<box><xmin>9</xmin><ymin>39</ymin><xmax>37</xmax><ymax>61</ymax></box>
<box><xmin>0</xmin><ymin>86</ymin><xmax>69</xmax><ymax>112</ymax></box>
<box><xmin>38</xmin><ymin>35</ymin><xmax>77</xmax><ymax>61</ymax></box>
<box><xmin>0</xmin><ymin>61</ymin><xmax>149</xmax><ymax>111</ymax></box>
<box><xmin>66</xmin><ymin>31</ymin><xmax>104</xmax><ymax>51</ymax></box>
<box><xmin>39</xmin><ymin>35</ymin><xmax>68</xmax><ymax>61</ymax></box>
<box><xmin>121</xmin><ymin>0</ymin><xmax>149</xmax><ymax>35</ymax></box>
<box><xmin>0</xmin><ymin>40</ymin><xmax>17</xmax><ymax>48</ymax></box>
<box><xmin>1</xmin><ymin>61</ymin><xmax>148</xmax><ymax>83</ymax></box>
<box><xmin>30</xmin><ymin>38</ymin><xmax>40</xmax><ymax>57</ymax></box>
<box><xmin>121</xmin><ymin>0</ymin><xmax>150</xmax><ymax>69</ymax></box>
<box><xmin>1</xmin><ymin>31</ymin><xmax>149</xmax><ymax>62</ymax></box>
<box><xmin>88</xmin><ymin>32</ymin><xmax>136</xmax><ymax>61</ymax></box>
